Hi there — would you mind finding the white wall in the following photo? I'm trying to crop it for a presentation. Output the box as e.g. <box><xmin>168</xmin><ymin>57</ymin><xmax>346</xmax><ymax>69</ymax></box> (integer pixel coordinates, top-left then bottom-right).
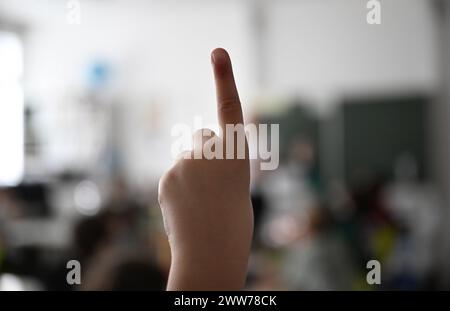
<box><xmin>0</xmin><ymin>0</ymin><xmax>440</xmax><ymax>185</ymax></box>
<box><xmin>1</xmin><ymin>0</ymin><xmax>255</xmax><ymax>183</ymax></box>
<box><xmin>263</xmin><ymin>0</ymin><xmax>439</xmax><ymax>111</ymax></box>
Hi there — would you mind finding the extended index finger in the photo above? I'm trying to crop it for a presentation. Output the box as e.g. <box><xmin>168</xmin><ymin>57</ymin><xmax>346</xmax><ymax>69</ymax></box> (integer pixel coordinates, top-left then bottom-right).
<box><xmin>211</xmin><ymin>48</ymin><xmax>244</xmax><ymax>130</ymax></box>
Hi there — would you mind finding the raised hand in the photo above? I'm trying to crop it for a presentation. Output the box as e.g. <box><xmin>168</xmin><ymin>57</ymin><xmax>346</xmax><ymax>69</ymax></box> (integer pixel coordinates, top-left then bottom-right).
<box><xmin>158</xmin><ymin>48</ymin><xmax>253</xmax><ymax>290</ymax></box>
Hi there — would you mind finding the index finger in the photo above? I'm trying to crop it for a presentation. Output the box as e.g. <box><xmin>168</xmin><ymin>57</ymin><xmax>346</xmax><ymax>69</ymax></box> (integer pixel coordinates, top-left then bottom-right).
<box><xmin>211</xmin><ymin>48</ymin><xmax>244</xmax><ymax>130</ymax></box>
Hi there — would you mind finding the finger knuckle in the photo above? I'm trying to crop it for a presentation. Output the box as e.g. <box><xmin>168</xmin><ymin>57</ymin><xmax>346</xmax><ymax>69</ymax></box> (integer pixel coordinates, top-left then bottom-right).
<box><xmin>218</xmin><ymin>97</ymin><xmax>241</xmax><ymax>114</ymax></box>
<box><xmin>158</xmin><ymin>168</ymin><xmax>178</xmax><ymax>203</ymax></box>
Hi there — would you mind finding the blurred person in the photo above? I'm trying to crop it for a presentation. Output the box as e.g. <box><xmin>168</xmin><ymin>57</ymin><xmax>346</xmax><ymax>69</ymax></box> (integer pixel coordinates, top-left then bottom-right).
<box><xmin>0</xmin><ymin>188</ymin><xmax>23</xmax><ymax>220</ymax></box>
<box><xmin>259</xmin><ymin>137</ymin><xmax>320</xmax><ymax>248</ymax></box>
<box><xmin>106</xmin><ymin>258</ymin><xmax>165</xmax><ymax>291</ymax></box>
<box><xmin>73</xmin><ymin>204</ymin><xmax>165</xmax><ymax>290</ymax></box>
<box><xmin>247</xmin><ymin>248</ymin><xmax>286</xmax><ymax>290</ymax></box>
<box><xmin>281</xmin><ymin>205</ymin><xmax>356</xmax><ymax>290</ymax></box>
<box><xmin>339</xmin><ymin>177</ymin><xmax>397</xmax><ymax>289</ymax></box>
<box><xmin>81</xmin><ymin>250</ymin><xmax>165</xmax><ymax>291</ymax></box>
<box><xmin>383</xmin><ymin>154</ymin><xmax>443</xmax><ymax>289</ymax></box>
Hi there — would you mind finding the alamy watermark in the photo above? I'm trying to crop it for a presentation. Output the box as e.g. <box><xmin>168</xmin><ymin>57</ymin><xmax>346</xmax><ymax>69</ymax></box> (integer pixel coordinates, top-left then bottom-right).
<box><xmin>366</xmin><ymin>0</ymin><xmax>381</xmax><ymax>25</ymax></box>
<box><xmin>66</xmin><ymin>259</ymin><xmax>81</xmax><ymax>285</ymax></box>
<box><xmin>366</xmin><ymin>260</ymin><xmax>381</xmax><ymax>285</ymax></box>
<box><xmin>171</xmin><ymin>117</ymin><xmax>279</xmax><ymax>171</ymax></box>
<box><xmin>66</xmin><ymin>0</ymin><xmax>82</xmax><ymax>25</ymax></box>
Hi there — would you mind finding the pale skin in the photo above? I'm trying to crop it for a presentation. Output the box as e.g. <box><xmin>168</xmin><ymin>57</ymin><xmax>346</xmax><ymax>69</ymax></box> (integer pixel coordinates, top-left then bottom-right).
<box><xmin>158</xmin><ymin>48</ymin><xmax>254</xmax><ymax>290</ymax></box>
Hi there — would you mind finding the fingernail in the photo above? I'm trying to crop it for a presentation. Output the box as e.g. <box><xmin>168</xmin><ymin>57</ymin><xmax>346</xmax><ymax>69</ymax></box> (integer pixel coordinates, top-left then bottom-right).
<box><xmin>211</xmin><ymin>48</ymin><xmax>227</xmax><ymax>66</ymax></box>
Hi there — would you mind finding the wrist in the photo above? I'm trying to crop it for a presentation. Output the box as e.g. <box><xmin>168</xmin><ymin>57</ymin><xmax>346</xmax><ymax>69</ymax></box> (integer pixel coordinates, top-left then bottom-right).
<box><xmin>167</xmin><ymin>250</ymin><xmax>249</xmax><ymax>291</ymax></box>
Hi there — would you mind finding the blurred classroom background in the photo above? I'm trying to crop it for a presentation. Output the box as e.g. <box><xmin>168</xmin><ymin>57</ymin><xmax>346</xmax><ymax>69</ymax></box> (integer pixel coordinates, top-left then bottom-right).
<box><xmin>1</xmin><ymin>0</ymin><xmax>450</xmax><ymax>290</ymax></box>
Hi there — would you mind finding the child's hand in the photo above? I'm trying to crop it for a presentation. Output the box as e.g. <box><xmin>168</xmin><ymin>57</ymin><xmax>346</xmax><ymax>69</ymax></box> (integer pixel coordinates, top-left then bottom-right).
<box><xmin>158</xmin><ymin>48</ymin><xmax>253</xmax><ymax>290</ymax></box>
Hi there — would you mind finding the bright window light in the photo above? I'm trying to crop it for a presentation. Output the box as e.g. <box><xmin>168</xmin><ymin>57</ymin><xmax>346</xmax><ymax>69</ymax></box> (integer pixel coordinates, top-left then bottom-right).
<box><xmin>0</xmin><ymin>274</ymin><xmax>26</xmax><ymax>291</ymax></box>
<box><xmin>0</xmin><ymin>31</ymin><xmax>24</xmax><ymax>186</ymax></box>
